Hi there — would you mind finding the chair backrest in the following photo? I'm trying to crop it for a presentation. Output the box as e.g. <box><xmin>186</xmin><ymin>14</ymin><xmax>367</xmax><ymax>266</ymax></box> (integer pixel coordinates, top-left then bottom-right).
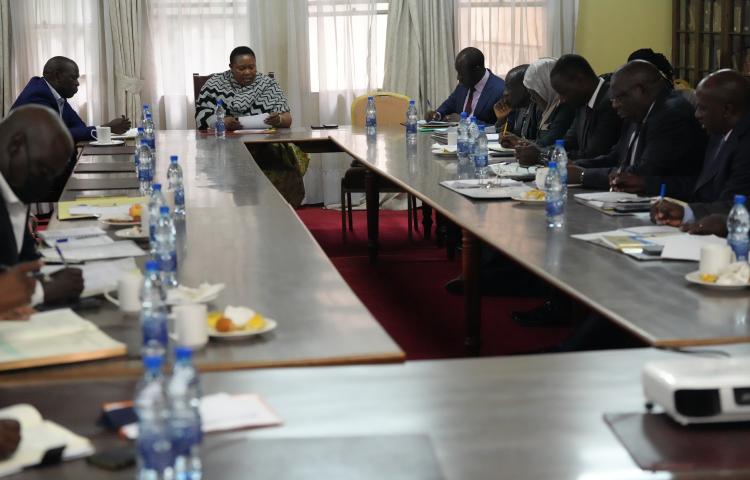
<box><xmin>351</xmin><ymin>92</ymin><xmax>411</xmax><ymax>128</ymax></box>
<box><xmin>192</xmin><ymin>73</ymin><xmax>211</xmax><ymax>104</ymax></box>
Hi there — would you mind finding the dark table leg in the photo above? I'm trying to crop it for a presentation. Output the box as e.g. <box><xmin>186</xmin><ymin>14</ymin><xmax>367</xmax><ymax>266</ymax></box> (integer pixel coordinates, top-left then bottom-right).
<box><xmin>435</xmin><ymin>212</ymin><xmax>446</xmax><ymax>248</ymax></box>
<box><xmin>365</xmin><ymin>169</ymin><xmax>379</xmax><ymax>263</ymax></box>
<box><xmin>462</xmin><ymin>229</ymin><xmax>481</xmax><ymax>356</ymax></box>
<box><xmin>422</xmin><ymin>204</ymin><xmax>433</xmax><ymax>240</ymax></box>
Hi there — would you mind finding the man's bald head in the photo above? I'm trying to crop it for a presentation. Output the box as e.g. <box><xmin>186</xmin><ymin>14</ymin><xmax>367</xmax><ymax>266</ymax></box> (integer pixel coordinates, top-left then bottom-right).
<box><xmin>0</xmin><ymin>105</ymin><xmax>74</xmax><ymax>202</ymax></box>
<box><xmin>695</xmin><ymin>69</ymin><xmax>750</xmax><ymax>134</ymax></box>
<box><xmin>610</xmin><ymin>60</ymin><xmax>668</xmax><ymax>122</ymax></box>
<box><xmin>42</xmin><ymin>56</ymin><xmax>80</xmax><ymax>99</ymax></box>
<box><xmin>454</xmin><ymin>47</ymin><xmax>486</xmax><ymax>89</ymax></box>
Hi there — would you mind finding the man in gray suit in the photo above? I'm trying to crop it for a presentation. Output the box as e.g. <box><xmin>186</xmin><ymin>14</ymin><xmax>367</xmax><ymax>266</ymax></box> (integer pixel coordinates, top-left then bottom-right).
<box><xmin>651</xmin><ymin>69</ymin><xmax>750</xmax><ymax>230</ymax></box>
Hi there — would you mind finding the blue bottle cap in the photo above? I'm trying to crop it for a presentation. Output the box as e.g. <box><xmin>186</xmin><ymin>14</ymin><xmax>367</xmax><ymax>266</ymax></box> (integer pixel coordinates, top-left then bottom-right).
<box><xmin>170</xmin><ymin>155</ymin><xmax>178</xmax><ymax>162</ymax></box>
<box><xmin>152</xmin><ymin>183</ymin><xmax>161</xmax><ymax>191</ymax></box>
<box><xmin>548</xmin><ymin>161</ymin><xmax>558</xmax><ymax>169</ymax></box>
<box><xmin>160</xmin><ymin>205</ymin><xmax>169</xmax><ymax>214</ymax></box>
<box><xmin>460</xmin><ymin>112</ymin><xmax>468</xmax><ymax>119</ymax></box>
<box><xmin>175</xmin><ymin>346</ymin><xmax>193</xmax><ymax>361</ymax></box>
<box><xmin>368</xmin><ymin>96</ymin><xmax>374</xmax><ymax>100</ymax></box>
<box><xmin>143</xmin><ymin>103</ymin><xmax>149</xmax><ymax>108</ymax></box>
<box><xmin>735</xmin><ymin>194</ymin><xmax>746</xmax><ymax>204</ymax></box>
<box><xmin>409</xmin><ymin>99</ymin><xmax>415</xmax><ymax>105</ymax></box>
<box><xmin>137</xmin><ymin>127</ymin><xmax>144</xmax><ymax>133</ymax></box>
<box><xmin>469</xmin><ymin>116</ymin><xmax>476</xmax><ymax>123</ymax></box>
<box><xmin>217</xmin><ymin>100</ymin><xmax>223</xmax><ymax>106</ymax></box>
<box><xmin>143</xmin><ymin>355</ymin><xmax>162</xmax><ymax>370</ymax></box>
<box><xmin>145</xmin><ymin>260</ymin><xmax>159</xmax><ymax>271</ymax></box>
<box><xmin>555</xmin><ymin>139</ymin><xmax>565</xmax><ymax>146</ymax></box>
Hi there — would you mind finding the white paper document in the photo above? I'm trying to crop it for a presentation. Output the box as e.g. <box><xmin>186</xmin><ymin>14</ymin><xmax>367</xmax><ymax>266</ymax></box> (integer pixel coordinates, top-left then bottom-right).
<box><xmin>650</xmin><ymin>233</ymin><xmax>727</xmax><ymax>261</ymax></box>
<box><xmin>440</xmin><ymin>179</ymin><xmax>528</xmax><ymax>199</ymax></box>
<box><xmin>40</xmin><ymin>240</ymin><xmax>146</xmax><ymax>262</ymax></box>
<box><xmin>42</xmin><ymin>258</ymin><xmax>138</xmax><ymax>297</ymax></box>
<box><xmin>238</xmin><ymin>113</ymin><xmax>270</xmax><ymax>129</ymax></box>
<box><xmin>38</xmin><ymin>227</ymin><xmax>107</xmax><ymax>245</ymax></box>
<box><xmin>67</xmin><ymin>205</ymin><xmax>131</xmax><ymax>217</ymax></box>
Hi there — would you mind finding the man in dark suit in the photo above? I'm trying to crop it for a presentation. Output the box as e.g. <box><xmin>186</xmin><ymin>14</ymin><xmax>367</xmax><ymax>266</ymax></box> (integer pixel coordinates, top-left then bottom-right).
<box><xmin>425</xmin><ymin>47</ymin><xmax>505</xmax><ymax>125</ymax></box>
<box><xmin>568</xmin><ymin>60</ymin><xmax>707</xmax><ymax>193</ymax></box>
<box><xmin>650</xmin><ymin>69</ymin><xmax>750</xmax><ymax>228</ymax></box>
<box><xmin>516</xmin><ymin>54</ymin><xmax>622</xmax><ymax>165</ymax></box>
<box><xmin>0</xmin><ymin>105</ymin><xmax>83</xmax><ymax>305</ymax></box>
<box><xmin>12</xmin><ymin>56</ymin><xmax>130</xmax><ymax>143</ymax></box>
<box><xmin>493</xmin><ymin>64</ymin><xmax>539</xmax><ymax>139</ymax></box>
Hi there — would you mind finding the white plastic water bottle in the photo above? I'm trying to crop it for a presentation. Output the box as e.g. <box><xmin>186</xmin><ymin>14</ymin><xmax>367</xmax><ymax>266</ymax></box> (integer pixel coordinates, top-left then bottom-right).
<box><xmin>365</xmin><ymin>96</ymin><xmax>377</xmax><ymax>136</ymax></box>
<box><xmin>215</xmin><ymin>100</ymin><xmax>226</xmax><ymax>139</ymax></box>
<box><xmin>155</xmin><ymin>206</ymin><xmax>178</xmax><ymax>289</ymax></box>
<box><xmin>137</xmin><ymin>140</ymin><xmax>154</xmax><ymax>195</ymax></box>
<box><xmin>134</xmin><ymin>127</ymin><xmax>145</xmax><ymax>167</ymax></box>
<box><xmin>142</xmin><ymin>104</ymin><xmax>152</xmax><ymax>127</ymax></box>
<box><xmin>167</xmin><ymin>156</ymin><xmax>185</xmax><ymax>218</ymax></box>
<box><xmin>467</xmin><ymin>116</ymin><xmax>480</xmax><ymax>178</ymax></box>
<box><xmin>168</xmin><ymin>347</ymin><xmax>203</xmax><ymax>480</ymax></box>
<box><xmin>144</xmin><ymin>112</ymin><xmax>156</xmax><ymax>149</ymax></box>
<box><xmin>727</xmin><ymin>194</ymin><xmax>750</xmax><ymax>261</ymax></box>
<box><xmin>474</xmin><ymin>125</ymin><xmax>489</xmax><ymax>186</ymax></box>
<box><xmin>139</xmin><ymin>260</ymin><xmax>168</xmax><ymax>356</ymax></box>
<box><xmin>405</xmin><ymin>99</ymin><xmax>418</xmax><ymax>143</ymax></box>
<box><xmin>135</xmin><ymin>355</ymin><xmax>174</xmax><ymax>480</ymax></box>
<box><xmin>148</xmin><ymin>184</ymin><xmax>166</xmax><ymax>250</ymax></box>
<box><xmin>551</xmin><ymin>139</ymin><xmax>568</xmax><ymax>199</ymax></box>
<box><xmin>544</xmin><ymin>161</ymin><xmax>565</xmax><ymax>228</ymax></box>
<box><xmin>456</xmin><ymin>112</ymin><xmax>472</xmax><ymax>179</ymax></box>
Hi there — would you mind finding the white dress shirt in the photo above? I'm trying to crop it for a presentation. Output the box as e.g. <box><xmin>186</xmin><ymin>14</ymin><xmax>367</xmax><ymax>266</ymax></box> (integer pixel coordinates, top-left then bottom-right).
<box><xmin>0</xmin><ymin>172</ymin><xmax>44</xmax><ymax>305</ymax></box>
<box><xmin>44</xmin><ymin>79</ymin><xmax>66</xmax><ymax>117</ymax></box>
<box><xmin>587</xmin><ymin>77</ymin><xmax>605</xmax><ymax>109</ymax></box>
<box><xmin>463</xmin><ymin>69</ymin><xmax>491</xmax><ymax>116</ymax></box>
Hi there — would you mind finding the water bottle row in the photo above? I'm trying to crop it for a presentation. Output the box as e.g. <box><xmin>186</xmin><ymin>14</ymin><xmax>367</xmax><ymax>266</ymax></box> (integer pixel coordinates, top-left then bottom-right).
<box><xmin>136</xmin><ymin>349</ymin><xmax>202</xmax><ymax>480</ymax></box>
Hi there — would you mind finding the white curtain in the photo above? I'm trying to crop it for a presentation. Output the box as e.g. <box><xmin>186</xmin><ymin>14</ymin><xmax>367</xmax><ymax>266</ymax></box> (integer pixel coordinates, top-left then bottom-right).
<box><xmin>455</xmin><ymin>0</ymin><xmax>578</xmax><ymax>78</ymax></box>
<box><xmin>107</xmin><ymin>0</ymin><xmax>146</xmax><ymax>121</ymax></box>
<box><xmin>0</xmin><ymin>0</ymin><xmax>11</xmax><ymax>116</ymax></box>
<box><xmin>9</xmin><ymin>0</ymin><xmax>111</xmax><ymax>125</ymax></box>
<box><xmin>383</xmin><ymin>0</ymin><xmax>455</xmax><ymax>115</ymax></box>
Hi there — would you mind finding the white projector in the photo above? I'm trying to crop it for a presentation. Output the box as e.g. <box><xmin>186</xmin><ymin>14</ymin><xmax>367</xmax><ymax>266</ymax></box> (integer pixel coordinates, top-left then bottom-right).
<box><xmin>642</xmin><ymin>356</ymin><xmax>750</xmax><ymax>425</ymax></box>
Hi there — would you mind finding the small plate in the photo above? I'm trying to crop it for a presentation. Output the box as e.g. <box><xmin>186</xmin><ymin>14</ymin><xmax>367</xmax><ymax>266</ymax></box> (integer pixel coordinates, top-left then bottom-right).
<box><xmin>511</xmin><ymin>194</ymin><xmax>546</xmax><ymax>205</ymax></box>
<box><xmin>685</xmin><ymin>271</ymin><xmax>750</xmax><ymax>290</ymax></box>
<box><xmin>99</xmin><ymin>216</ymin><xmax>139</xmax><ymax>227</ymax></box>
<box><xmin>89</xmin><ymin>140</ymin><xmax>125</xmax><ymax>146</ymax></box>
<box><xmin>114</xmin><ymin>226</ymin><xmax>148</xmax><ymax>239</ymax></box>
<box><xmin>209</xmin><ymin>318</ymin><xmax>277</xmax><ymax>339</ymax></box>
<box><xmin>568</xmin><ymin>183</ymin><xmax>583</xmax><ymax>188</ymax></box>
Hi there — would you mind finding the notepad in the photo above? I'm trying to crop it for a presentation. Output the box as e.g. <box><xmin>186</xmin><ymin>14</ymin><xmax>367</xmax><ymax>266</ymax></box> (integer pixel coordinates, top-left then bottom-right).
<box><xmin>40</xmin><ymin>240</ymin><xmax>146</xmax><ymax>262</ymax></box>
<box><xmin>57</xmin><ymin>196</ymin><xmax>146</xmax><ymax>220</ymax></box>
<box><xmin>0</xmin><ymin>404</ymin><xmax>94</xmax><ymax>478</ymax></box>
<box><xmin>38</xmin><ymin>227</ymin><xmax>107</xmax><ymax>245</ymax></box>
<box><xmin>239</xmin><ymin>113</ymin><xmax>270</xmax><ymax>129</ymax></box>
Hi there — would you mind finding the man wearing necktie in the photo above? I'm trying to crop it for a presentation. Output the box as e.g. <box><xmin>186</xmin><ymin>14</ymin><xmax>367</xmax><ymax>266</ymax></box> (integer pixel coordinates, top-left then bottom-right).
<box><xmin>567</xmin><ymin>60</ymin><xmax>706</xmax><ymax>192</ymax></box>
<box><xmin>0</xmin><ymin>106</ymin><xmax>84</xmax><ymax>308</ymax></box>
<box><xmin>425</xmin><ymin>47</ymin><xmax>505</xmax><ymax>125</ymax></box>
<box><xmin>651</xmin><ymin>69</ymin><xmax>750</xmax><ymax>233</ymax></box>
<box><xmin>516</xmin><ymin>54</ymin><xmax>622</xmax><ymax>166</ymax></box>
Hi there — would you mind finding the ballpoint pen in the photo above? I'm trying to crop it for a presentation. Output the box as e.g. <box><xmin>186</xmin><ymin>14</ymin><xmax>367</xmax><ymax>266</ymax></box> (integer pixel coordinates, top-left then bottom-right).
<box><xmin>55</xmin><ymin>239</ymin><xmax>69</xmax><ymax>269</ymax></box>
<box><xmin>610</xmin><ymin>164</ymin><xmax>624</xmax><ymax>192</ymax></box>
<box><xmin>658</xmin><ymin>183</ymin><xmax>666</xmax><ymax>202</ymax></box>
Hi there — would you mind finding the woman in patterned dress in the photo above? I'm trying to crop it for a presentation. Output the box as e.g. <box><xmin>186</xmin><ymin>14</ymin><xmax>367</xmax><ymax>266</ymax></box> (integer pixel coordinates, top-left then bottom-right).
<box><xmin>195</xmin><ymin>46</ymin><xmax>309</xmax><ymax>207</ymax></box>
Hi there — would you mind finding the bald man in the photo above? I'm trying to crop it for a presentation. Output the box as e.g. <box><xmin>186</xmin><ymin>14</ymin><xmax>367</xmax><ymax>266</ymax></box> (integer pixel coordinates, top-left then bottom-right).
<box><xmin>650</xmin><ymin>69</ymin><xmax>750</xmax><ymax>228</ymax></box>
<box><xmin>0</xmin><ymin>106</ymin><xmax>84</xmax><ymax>305</ymax></box>
<box><xmin>426</xmin><ymin>47</ymin><xmax>505</xmax><ymax>125</ymax></box>
<box><xmin>568</xmin><ymin>60</ymin><xmax>706</xmax><ymax>192</ymax></box>
<box><xmin>12</xmin><ymin>56</ymin><xmax>130</xmax><ymax>143</ymax></box>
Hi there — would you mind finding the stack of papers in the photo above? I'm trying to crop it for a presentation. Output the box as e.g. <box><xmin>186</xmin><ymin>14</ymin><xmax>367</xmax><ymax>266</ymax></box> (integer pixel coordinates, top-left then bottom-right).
<box><xmin>57</xmin><ymin>196</ymin><xmax>146</xmax><ymax>220</ymax></box>
<box><xmin>40</xmin><ymin>240</ymin><xmax>146</xmax><ymax>262</ymax></box>
<box><xmin>38</xmin><ymin>227</ymin><xmax>110</xmax><ymax>247</ymax></box>
<box><xmin>440</xmin><ymin>179</ymin><xmax>528</xmax><ymax>199</ymax></box>
<box><xmin>41</xmin><ymin>258</ymin><xmax>138</xmax><ymax>297</ymax></box>
<box><xmin>574</xmin><ymin>191</ymin><xmax>653</xmax><ymax>216</ymax></box>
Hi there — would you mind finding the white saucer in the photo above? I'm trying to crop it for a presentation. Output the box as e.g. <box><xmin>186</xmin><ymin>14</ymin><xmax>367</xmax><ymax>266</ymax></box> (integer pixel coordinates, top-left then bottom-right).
<box><xmin>114</xmin><ymin>226</ymin><xmax>148</xmax><ymax>239</ymax></box>
<box><xmin>685</xmin><ymin>270</ymin><xmax>750</xmax><ymax>290</ymax></box>
<box><xmin>208</xmin><ymin>318</ymin><xmax>277</xmax><ymax>339</ymax></box>
<box><xmin>511</xmin><ymin>194</ymin><xmax>546</xmax><ymax>205</ymax></box>
<box><xmin>89</xmin><ymin>140</ymin><xmax>125</xmax><ymax>146</ymax></box>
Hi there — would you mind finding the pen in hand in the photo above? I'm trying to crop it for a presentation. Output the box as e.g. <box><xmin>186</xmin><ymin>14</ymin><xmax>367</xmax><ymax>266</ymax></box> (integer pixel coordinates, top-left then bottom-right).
<box><xmin>55</xmin><ymin>239</ymin><xmax>69</xmax><ymax>269</ymax></box>
<box><xmin>610</xmin><ymin>164</ymin><xmax>624</xmax><ymax>192</ymax></box>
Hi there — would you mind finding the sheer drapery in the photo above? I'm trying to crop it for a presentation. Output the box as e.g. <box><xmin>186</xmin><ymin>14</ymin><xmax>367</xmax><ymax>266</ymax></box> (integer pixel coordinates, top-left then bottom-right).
<box><xmin>455</xmin><ymin>0</ymin><xmax>578</xmax><ymax>78</ymax></box>
<box><xmin>9</xmin><ymin>0</ymin><xmax>110</xmax><ymax>125</ymax></box>
<box><xmin>0</xmin><ymin>0</ymin><xmax>11</xmax><ymax>116</ymax></box>
<box><xmin>108</xmin><ymin>0</ymin><xmax>146</xmax><ymax>121</ymax></box>
<box><xmin>383</xmin><ymin>0</ymin><xmax>455</xmax><ymax>115</ymax></box>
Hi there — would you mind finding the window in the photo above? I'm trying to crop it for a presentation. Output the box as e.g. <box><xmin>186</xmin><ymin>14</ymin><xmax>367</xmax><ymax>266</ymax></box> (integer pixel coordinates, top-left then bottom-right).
<box><xmin>307</xmin><ymin>1</ymin><xmax>389</xmax><ymax>92</ymax></box>
<box><xmin>456</xmin><ymin>0</ymin><xmax>547</xmax><ymax>77</ymax></box>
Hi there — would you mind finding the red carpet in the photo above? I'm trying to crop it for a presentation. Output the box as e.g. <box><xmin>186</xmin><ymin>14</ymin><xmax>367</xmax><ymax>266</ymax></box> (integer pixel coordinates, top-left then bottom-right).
<box><xmin>296</xmin><ymin>206</ymin><xmax>574</xmax><ymax>359</ymax></box>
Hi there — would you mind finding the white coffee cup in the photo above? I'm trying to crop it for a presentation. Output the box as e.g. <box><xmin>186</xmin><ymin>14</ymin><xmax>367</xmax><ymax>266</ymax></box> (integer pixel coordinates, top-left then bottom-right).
<box><xmin>92</xmin><ymin>126</ymin><xmax>112</xmax><ymax>144</ymax></box>
<box><xmin>447</xmin><ymin>127</ymin><xmax>458</xmax><ymax>146</ymax></box>
<box><xmin>172</xmin><ymin>303</ymin><xmax>208</xmax><ymax>349</ymax></box>
<box><xmin>535</xmin><ymin>167</ymin><xmax>549</xmax><ymax>189</ymax></box>
<box><xmin>699</xmin><ymin>244</ymin><xmax>733</xmax><ymax>276</ymax></box>
<box><xmin>104</xmin><ymin>269</ymin><xmax>142</xmax><ymax>313</ymax></box>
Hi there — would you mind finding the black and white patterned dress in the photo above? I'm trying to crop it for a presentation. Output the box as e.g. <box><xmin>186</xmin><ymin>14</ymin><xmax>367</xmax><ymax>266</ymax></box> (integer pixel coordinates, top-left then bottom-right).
<box><xmin>195</xmin><ymin>71</ymin><xmax>290</xmax><ymax>129</ymax></box>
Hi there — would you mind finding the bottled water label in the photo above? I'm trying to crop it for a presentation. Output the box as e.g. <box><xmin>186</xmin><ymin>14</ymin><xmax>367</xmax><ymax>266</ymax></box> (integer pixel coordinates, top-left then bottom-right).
<box><xmin>138</xmin><ymin>166</ymin><xmax>151</xmax><ymax>182</ymax></box>
<box><xmin>545</xmin><ymin>196</ymin><xmax>564</xmax><ymax>217</ymax></box>
<box><xmin>138</xmin><ymin>435</ymin><xmax>173</xmax><ymax>471</ymax></box>
<box><xmin>142</xmin><ymin>319</ymin><xmax>168</xmax><ymax>350</ymax></box>
<box><xmin>457</xmin><ymin>140</ymin><xmax>469</xmax><ymax>156</ymax></box>
<box><xmin>174</xmin><ymin>189</ymin><xmax>185</xmax><ymax>208</ymax></box>
<box><xmin>729</xmin><ymin>239</ymin><xmax>749</xmax><ymax>261</ymax></box>
<box><xmin>406</xmin><ymin>123</ymin><xmax>417</xmax><ymax>134</ymax></box>
<box><xmin>159</xmin><ymin>251</ymin><xmax>178</xmax><ymax>274</ymax></box>
<box><xmin>474</xmin><ymin>154</ymin><xmax>488</xmax><ymax>169</ymax></box>
<box><xmin>171</xmin><ymin>422</ymin><xmax>202</xmax><ymax>457</ymax></box>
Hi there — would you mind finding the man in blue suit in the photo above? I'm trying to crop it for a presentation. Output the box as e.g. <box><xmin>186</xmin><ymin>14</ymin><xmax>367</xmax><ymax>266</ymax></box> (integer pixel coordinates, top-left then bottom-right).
<box><xmin>12</xmin><ymin>56</ymin><xmax>130</xmax><ymax>143</ymax></box>
<box><xmin>426</xmin><ymin>47</ymin><xmax>505</xmax><ymax>125</ymax></box>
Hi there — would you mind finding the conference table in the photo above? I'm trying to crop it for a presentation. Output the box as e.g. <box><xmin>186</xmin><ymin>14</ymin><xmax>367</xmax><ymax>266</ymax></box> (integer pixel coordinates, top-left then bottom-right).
<box><xmin>3</xmin><ymin>345</ymin><xmax>749</xmax><ymax>479</ymax></box>
<box><xmin>2</xmin><ymin>130</ymin><xmax>404</xmax><ymax>384</ymax></box>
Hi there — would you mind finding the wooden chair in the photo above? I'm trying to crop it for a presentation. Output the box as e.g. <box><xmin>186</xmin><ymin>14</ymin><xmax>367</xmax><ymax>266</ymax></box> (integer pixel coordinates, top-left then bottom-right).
<box><xmin>341</xmin><ymin>92</ymin><xmax>419</xmax><ymax>241</ymax></box>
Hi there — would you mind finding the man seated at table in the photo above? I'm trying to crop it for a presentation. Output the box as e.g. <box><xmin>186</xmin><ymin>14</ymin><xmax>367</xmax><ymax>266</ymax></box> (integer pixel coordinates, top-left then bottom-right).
<box><xmin>12</xmin><ymin>56</ymin><xmax>131</xmax><ymax>143</ymax></box>
<box><xmin>649</xmin><ymin>69</ymin><xmax>750</xmax><ymax>230</ymax></box>
<box><xmin>425</xmin><ymin>47</ymin><xmax>505</xmax><ymax>125</ymax></box>
<box><xmin>493</xmin><ymin>65</ymin><xmax>538</xmax><ymax>138</ymax></box>
<box><xmin>567</xmin><ymin>60</ymin><xmax>706</xmax><ymax>193</ymax></box>
<box><xmin>0</xmin><ymin>106</ymin><xmax>83</xmax><ymax>305</ymax></box>
<box><xmin>195</xmin><ymin>46</ymin><xmax>309</xmax><ymax>208</ymax></box>
<box><xmin>516</xmin><ymin>54</ymin><xmax>622</xmax><ymax>165</ymax></box>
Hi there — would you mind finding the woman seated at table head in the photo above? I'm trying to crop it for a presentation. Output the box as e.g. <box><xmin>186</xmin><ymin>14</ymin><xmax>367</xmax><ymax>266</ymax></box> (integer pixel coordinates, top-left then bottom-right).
<box><xmin>504</xmin><ymin>57</ymin><xmax>574</xmax><ymax>149</ymax></box>
<box><xmin>195</xmin><ymin>46</ymin><xmax>292</xmax><ymax>130</ymax></box>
